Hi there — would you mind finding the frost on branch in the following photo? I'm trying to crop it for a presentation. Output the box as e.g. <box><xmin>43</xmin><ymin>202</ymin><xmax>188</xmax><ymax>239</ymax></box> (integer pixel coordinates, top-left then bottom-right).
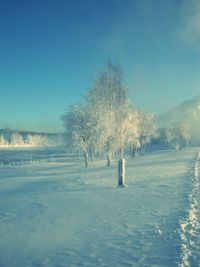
<box><xmin>138</xmin><ymin>110</ymin><xmax>157</xmax><ymax>155</ymax></box>
<box><xmin>61</xmin><ymin>104</ymin><xmax>100</xmax><ymax>168</ymax></box>
<box><xmin>114</xmin><ymin>104</ymin><xmax>139</xmax><ymax>158</ymax></box>
<box><xmin>10</xmin><ymin>133</ymin><xmax>25</xmax><ymax>147</ymax></box>
<box><xmin>86</xmin><ymin>60</ymin><xmax>130</xmax><ymax>165</ymax></box>
<box><xmin>170</xmin><ymin>123</ymin><xmax>190</xmax><ymax>150</ymax></box>
<box><xmin>0</xmin><ymin>134</ymin><xmax>9</xmax><ymax>147</ymax></box>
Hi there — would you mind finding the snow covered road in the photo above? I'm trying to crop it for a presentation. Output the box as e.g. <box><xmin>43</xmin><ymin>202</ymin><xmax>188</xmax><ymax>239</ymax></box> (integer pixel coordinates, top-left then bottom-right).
<box><xmin>0</xmin><ymin>148</ymin><xmax>199</xmax><ymax>267</ymax></box>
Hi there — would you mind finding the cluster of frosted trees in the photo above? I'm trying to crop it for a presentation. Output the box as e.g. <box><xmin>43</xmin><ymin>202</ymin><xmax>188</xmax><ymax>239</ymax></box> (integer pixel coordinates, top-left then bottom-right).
<box><xmin>61</xmin><ymin>61</ymin><xmax>157</xmax><ymax>168</ymax></box>
<box><xmin>158</xmin><ymin>123</ymin><xmax>190</xmax><ymax>150</ymax></box>
<box><xmin>0</xmin><ymin>133</ymin><xmax>49</xmax><ymax>147</ymax></box>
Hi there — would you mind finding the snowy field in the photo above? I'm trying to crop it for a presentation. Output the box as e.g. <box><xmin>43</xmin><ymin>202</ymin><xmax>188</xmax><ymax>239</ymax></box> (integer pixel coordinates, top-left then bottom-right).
<box><xmin>0</xmin><ymin>147</ymin><xmax>200</xmax><ymax>267</ymax></box>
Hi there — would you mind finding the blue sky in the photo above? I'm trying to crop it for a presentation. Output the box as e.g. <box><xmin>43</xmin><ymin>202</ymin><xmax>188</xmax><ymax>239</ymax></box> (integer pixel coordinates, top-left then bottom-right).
<box><xmin>0</xmin><ymin>0</ymin><xmax>200</xmax><ymax>132</ymax></box>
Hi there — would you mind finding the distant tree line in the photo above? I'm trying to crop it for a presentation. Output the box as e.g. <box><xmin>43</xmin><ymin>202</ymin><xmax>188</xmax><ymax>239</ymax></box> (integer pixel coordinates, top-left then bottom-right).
<box><xmin>0</xmin><ymin>132</ymin><xmax>63</xmax><ymax>147</ymax></box>
<box><xmin>156</xmin><ymin>123</ymin><xmax>190</xmax><ymax>150</ymax></box>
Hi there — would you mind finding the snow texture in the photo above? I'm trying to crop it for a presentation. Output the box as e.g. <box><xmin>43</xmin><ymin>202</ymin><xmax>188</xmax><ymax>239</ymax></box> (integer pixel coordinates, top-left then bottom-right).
<box><xmin>178</xmin><ymin>152</ymin><xmax>200</xmax><ymax>266</ymax></box>
<box><xmin>0</xmin><ymin>147</ymin><xmax>200</xmax><ymax>267</ymax></box>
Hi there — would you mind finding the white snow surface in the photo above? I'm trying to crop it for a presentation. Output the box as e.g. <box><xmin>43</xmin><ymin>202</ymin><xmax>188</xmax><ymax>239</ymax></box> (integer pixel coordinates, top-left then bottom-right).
<box><xmin>0</xmin><ymin>147</ymin><xmax>200</xmax><ymax>267</ymax></box>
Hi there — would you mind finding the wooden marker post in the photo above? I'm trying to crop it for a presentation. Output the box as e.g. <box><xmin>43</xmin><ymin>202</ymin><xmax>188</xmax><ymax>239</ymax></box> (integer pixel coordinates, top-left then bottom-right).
<box><xmin>118</xmin><ymin>158</ymin><xmax>125</xmax><ymax>187</ymax></box>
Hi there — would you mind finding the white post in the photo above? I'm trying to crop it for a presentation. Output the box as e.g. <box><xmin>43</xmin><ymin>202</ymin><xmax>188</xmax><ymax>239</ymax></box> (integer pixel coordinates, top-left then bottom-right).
<box><xmin>118</xmin><ymin>158</ymin><xmax>125</xmax><ymax>187</ymax></box>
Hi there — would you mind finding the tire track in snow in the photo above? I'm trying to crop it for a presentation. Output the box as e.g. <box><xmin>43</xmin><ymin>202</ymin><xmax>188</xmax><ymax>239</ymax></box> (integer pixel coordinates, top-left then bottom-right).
<box><xmin>178</xmin><ymin>151</ymin><xmax>200</xmax><ymax>267</ymax></box>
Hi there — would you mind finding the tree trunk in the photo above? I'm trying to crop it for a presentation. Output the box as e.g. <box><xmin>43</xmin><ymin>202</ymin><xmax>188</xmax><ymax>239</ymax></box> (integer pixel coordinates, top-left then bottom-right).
<box><xmin>106</xmin><ymin>139</ymin><xmax>111</xmax><ymax>166</ymax></box>
<box><xmin>139</xmin><ymin>145</ymin><xmax>143</xmax><ymax>156</ymax></box>
<box><xmin>107</xmin><ymin>153</ymin><xmax>111</xmax><ymax>166</ymax></box>
<box><xmin>131</xmin><ymin>145</ymin><xmax>136</xmax><ymax>158</ymax></box>
<box><xmin>140</xmin><ymin>141</ymin><xmax>147</xmax><ymax>156</ymax></box>
<box><xmin>90</xmin><ymin>153</ymin><xmax>94</xmax><ymax>162</ymax></box>
<box><xmin>186</xmin><ymin>141</ymin><xmax>189</xmax><ymax>149</ymax></box>
<box><xmin>89</xmin><ymin>149</ymin><xmax>94</xmax><ymax>162</ymax></box>
<box><xmin>83</xmin><ymin>151</ymin><xmax>88</xmax><ymax>168</ymax></box>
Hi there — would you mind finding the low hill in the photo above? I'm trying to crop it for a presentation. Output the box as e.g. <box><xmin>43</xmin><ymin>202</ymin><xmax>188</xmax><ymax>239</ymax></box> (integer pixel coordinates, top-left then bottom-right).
<box><xmin>157</xmin><ymin>95</ymin><xmax>200</xmax><ymax>142</ymax></box>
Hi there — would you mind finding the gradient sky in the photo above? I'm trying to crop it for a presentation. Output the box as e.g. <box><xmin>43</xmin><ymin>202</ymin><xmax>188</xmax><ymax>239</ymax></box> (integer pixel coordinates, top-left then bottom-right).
<box><xmin>0</xmin><ymin>0</ymin><xmax>200</xmax><ymax>132</ymax></box>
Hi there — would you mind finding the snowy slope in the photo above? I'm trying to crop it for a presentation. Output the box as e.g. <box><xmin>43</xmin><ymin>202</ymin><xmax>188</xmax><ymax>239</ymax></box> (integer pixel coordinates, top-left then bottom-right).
<box><xmin>178</xmin><ymin>152</ymin><xmax>200</xmax><ymax>266</ymax></box>
<box><xmin>157</xmin><ymin>95</ymin><xmax>200</xmax><ymax>141</ymax></box>
<box><xmin>0</xmin><ymin>148</ymin><xmax>200</xmax><ymax>267</ymax></box>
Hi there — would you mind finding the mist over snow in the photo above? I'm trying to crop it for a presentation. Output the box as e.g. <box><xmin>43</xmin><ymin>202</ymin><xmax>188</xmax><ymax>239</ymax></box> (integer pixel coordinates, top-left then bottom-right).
<box><xmin>0</xmin><ymin>129</ymin><xmax>64</xmax><ymax>148</ymax></box>
<box><xmin>157</xmin><ymin>95</ymin><xmax>200</xmax><ymax>142</ymax></box>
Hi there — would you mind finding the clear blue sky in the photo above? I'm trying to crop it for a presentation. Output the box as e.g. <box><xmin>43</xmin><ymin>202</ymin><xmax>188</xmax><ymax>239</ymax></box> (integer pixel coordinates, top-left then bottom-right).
<box><xmin>0</xmin><ymin>0</ymin><xmax>200</xmax><ymax>132</ymax></box>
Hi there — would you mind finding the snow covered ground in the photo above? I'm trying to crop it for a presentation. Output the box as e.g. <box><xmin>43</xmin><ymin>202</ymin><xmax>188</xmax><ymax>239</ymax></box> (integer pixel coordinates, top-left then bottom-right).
<box><xmin>0</xmin><ymin>147</ymin><xmax>200</xmax><ymax>267</ymax></box>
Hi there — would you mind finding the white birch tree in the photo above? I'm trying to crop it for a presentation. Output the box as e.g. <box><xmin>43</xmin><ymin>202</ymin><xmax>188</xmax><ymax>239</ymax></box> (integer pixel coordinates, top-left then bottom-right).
<box><xmin>61</xmin><ymin>104</ymin><xmax>100</xmax><ymax>168</ymax></box>
<box><xmin>170</xmin><ymin>123</ymin><xmax>190</xmax><ymax>150</ymax></box>
<box><xmin>138</xmin><ymin>110</ymin><xmax>157</xmax><ymax>155</ymax></box>
<box><xmin>114</xmin><ymin>104</ymin><xmax>139</xmax><ymax>158</ymax></box>
<box><xmin>86</xmin><ymin>60</ymin><xmax>129</xmax><ymax>166</ymax></box>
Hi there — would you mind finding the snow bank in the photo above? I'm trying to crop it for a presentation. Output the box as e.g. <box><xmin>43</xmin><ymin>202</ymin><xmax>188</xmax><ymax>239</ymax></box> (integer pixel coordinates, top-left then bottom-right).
<box><xmin>178</xmin><ymin>152</ymin><xmax>200</xmax><ymax>267</ymax></box>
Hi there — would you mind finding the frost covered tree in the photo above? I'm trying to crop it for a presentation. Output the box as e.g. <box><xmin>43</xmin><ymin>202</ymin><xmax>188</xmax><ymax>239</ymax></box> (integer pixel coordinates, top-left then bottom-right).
<box><xmin>87</xmin><ymin>103</ymin><xmax>116</xmax><ymax>165</ymax></box>
<box><xmin>61</xmin><ymin>104</ymin><xmax>100</xmax><ymax>168</ymax></box>
<box><xmin>158</xmin><ymin>127</ymin><xmax>174</xmax><ymax>149</ymax></box>
<box><xmin>114</xmin><ymin>104</ymin><xmax>139</xmax><ymax>158</ymax></box>
<box><xmin>86</xmin><ymin>60</ymin><xmax>129</xmax><ymax>166</ymax></box>
<box><xmin>26</xmin><ymin>133</ymin><xmax>49</xmax><ymax>146</ymax></box>
<box><xmin>10</xmin><ymin>133</ymin><xmax>25</xmax><ymax>146</ymax></box>
<box><xmin>0</xmin><ymin>135</ymin><xmax>8</xmax><ymax>147</ymax></box>
<box><xmin>61</xmin><ymin>60</ymin><xmax>155</xmax><ymax>165</ymax></box>
<box><xmin>170</xmin><ymin>123</ymin><xmax>190</xmax><ymax>150</ymax></box>
<box><xmin>87</xmin><ymin>60</ymin><xmax>127</xmax><ymax>110</ymax></box>
<box><xmin>129</xmin><ymin>139</ymin><xmax>140</xmax><ymax>158</ymax></box>
<box><xmin>26</xmin><ymin>134</ymin><xmax>34</xmax><ymax>145</ymax></box>
<box><xmin>182</xmin><ymin>124</ymin><xmax>190</xmax><ymax>148</ymax></box>
<box><xmin>138</xmin><ymin>110</ymin><xmax>157</xmax><ymax>155</ymax></box>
